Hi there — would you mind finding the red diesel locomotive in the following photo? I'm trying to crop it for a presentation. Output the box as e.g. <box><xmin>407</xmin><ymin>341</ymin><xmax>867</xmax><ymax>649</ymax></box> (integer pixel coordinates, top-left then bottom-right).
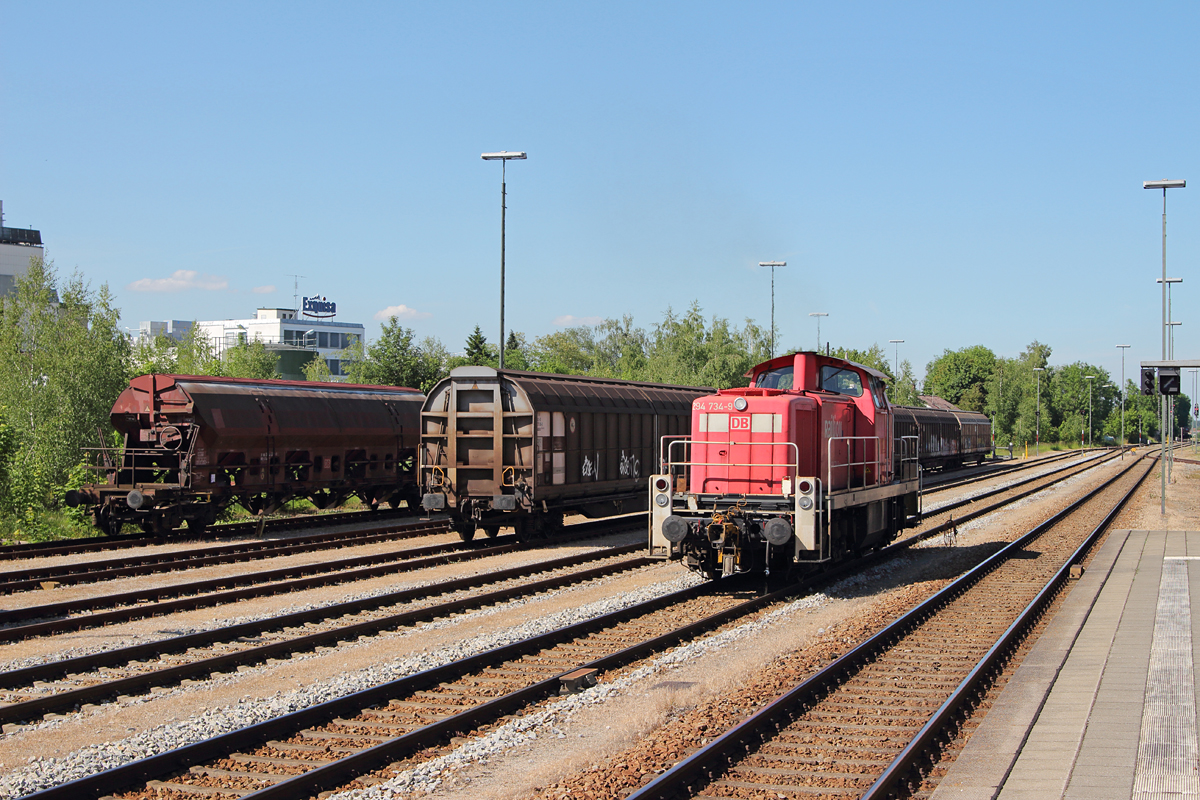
<box><xmin>648</xmin><ymin>351</ymin><xmax>925</xmax><ymax>578</ymax></box>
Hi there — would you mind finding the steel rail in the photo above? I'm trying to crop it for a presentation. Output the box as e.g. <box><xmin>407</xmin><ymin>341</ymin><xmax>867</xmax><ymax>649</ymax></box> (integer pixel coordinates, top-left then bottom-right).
<box><xmin>0</xmin><ymin>546</ymin><xmax>650</xmax><ymax>726</ymax></box>
<box><xmin>0</xmin><ymin>519</ymin><xmax>448</xmax><ymax>593</ymax></box>
<box><xmin>626</xmin><ymin>452</ymin><xmax>1151</xmax><ymax>800</ymax></box>
<box><xmin>922</xmin><ymin>448</ymin><xmax>1084</xmax><ymax>493</ymax></box>
<box><xmin>0</xmin><ymin>517</ymin><xmax>644</xmax><ymax>641</ymax></box>
<box><xmin>0</xmin><ymin>507</ymin><xmax>413</xmax><ymax>562</ymax></box>
<box><xmin>22</xmin><ymin>575</ymin><xmax>770</xmax><ymax>800</ymax></box>
<box><xmin>861</xmin><ymin>454</ymin><xmax>1153</xmax><ymax>799</ymax></box>
<box><xmin>916</xmin><ymin>448</ymin><xmax>1119</xmax><ymax>523</ymax></box>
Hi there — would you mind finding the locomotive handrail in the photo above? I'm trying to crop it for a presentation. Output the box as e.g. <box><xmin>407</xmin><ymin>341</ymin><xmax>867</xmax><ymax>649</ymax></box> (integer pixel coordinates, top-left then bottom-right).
<box><xmin>658</xmin><ymin>434</ymin><xmax>690</xmax><ymax>472</ymax></box>
<box><xmin>664</xmin><ymin>438</ymin><xmax>801</xmax><ymax>495</ymax></box>
<box><xmin>826</xmin><ymin>435</ymin><xmax>889</xmax><ymax>493</ymax></box>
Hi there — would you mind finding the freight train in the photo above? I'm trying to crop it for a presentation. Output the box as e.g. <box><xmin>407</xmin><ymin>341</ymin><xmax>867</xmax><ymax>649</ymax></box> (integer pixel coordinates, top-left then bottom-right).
<box><xmin>648</xmin><ymin>351</ymin><xmax>992</xmax><ymax>578</ymax></box>
<box><xmin>67</xmin><ymin>374</ymin><xmax>424</xmax><ymax>535</ymax></box>
<box><xmin>419</xmin><ymin>367</ymin><xmax>707</xmax><ymax>541</ymax></box>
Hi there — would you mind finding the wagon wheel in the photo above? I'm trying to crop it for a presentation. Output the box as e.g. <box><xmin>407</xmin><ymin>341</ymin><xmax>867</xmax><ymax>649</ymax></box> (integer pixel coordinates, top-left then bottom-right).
<box><xmin>453</xmin><ymin>520</ymin><xmax>477</xmax><ymax>542</ymax></box>
<box><xmin>482</xmin><ymin>525</ymin><xmax>500</xmax><ymax>539</ymax></box>
<box><xmin>186</xmin><ymin>517</ymin><xmax>208</xmax><ymax>536</ymax></box>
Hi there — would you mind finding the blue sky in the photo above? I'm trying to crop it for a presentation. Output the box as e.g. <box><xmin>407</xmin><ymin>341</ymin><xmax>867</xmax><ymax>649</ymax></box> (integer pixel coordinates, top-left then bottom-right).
<box><xmin>2</xmin><ymin>2</ymin><xmax>1197</xmax><ymax>386</ymax></box>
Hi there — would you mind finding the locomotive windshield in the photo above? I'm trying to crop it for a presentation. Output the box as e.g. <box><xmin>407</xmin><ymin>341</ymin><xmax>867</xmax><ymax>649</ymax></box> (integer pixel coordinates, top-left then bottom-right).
<box><xmin>755</xmin><ymin>365</ymin><xmax>794</xmax><ymax>390</ymax></box>
<box><xmin>819</xmin><ymin>366</ymin><xmax>863</xmax><ymax>396</ymax></box>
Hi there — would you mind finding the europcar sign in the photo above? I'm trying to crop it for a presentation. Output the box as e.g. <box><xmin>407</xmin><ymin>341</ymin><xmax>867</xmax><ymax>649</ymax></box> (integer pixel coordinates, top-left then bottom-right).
<box><xmin>303</xmin><ymin>296</ymin><xmax>336</xmax><ymax>318</ymax></box>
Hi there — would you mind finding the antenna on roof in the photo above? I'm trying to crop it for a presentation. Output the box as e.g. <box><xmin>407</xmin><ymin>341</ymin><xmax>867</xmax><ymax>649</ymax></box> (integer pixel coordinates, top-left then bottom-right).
<box><xmin>287</xmin><ymin>275</ymin><xmax>306</xmax><ymax>315</ymax></box>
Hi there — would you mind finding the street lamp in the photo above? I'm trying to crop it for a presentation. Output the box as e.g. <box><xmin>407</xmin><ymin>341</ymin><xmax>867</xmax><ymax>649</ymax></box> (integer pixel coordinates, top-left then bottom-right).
<box><xmin>1144</xmin><ymin>178</ymin><xmax>1185</xmax><ymax>514</ymax></box>
<box><xmin>809</xmin><ymin>312</ymin><xmax>828</xmax><ymax>353</ymax></box>
<box><xmin>1117</xmin><ymin>344</ymin><xmax>1130</xmax><ymax>457</ymax></box>
<box><xmin>1033</xmin><ymin>367</ymin><xmax>1045</xmax><ymax>457</ymax></box>
<box><xmin>1085</xmin><ymin>375</ymin><xmax>1096</xmax><ymax>448</ymax></box>
<box><xmin>889</xmin><ymin>339</ymin><xmax>904</xmax><ymax>376</ymax></box>
<box><xmin>759</xmin><ymin>261</ymin><xmax>786</xmax><ymax>357</ymax></box>
<box><xmin>1167</xmin><ymin>319</ymin><xmax>1183</xmax><ymax>480</ymax></box>
<box><xmin>482</xmin><ymin>150</ymin><xmax>527</xmax><ymax>369</ymax></box>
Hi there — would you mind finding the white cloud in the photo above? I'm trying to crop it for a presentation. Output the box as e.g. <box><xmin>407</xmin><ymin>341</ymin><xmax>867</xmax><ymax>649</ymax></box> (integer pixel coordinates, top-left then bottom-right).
<box><xmin>553</xmin><ymin>315</ymin><xmax>603</xmax><ymax>327</ymax></box>
<box><xmin>126</xmin><ymin>270</ymin><xmax>228</xmax><ymax>293</ymax></box>
<box><xmin>252</xmin><ymin>284</ymin><xmax>276</xmax><ymax>294</ymax></box>
<box><xmin>375</xmin><ymin>304</ymin><xmax>432</xmax><ymax>321</ymax></box>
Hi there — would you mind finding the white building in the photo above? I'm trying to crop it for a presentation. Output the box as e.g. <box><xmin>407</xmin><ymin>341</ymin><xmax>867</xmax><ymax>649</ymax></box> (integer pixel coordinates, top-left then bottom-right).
<box><xmin>0</xmin><ymin>201</ymin><xmax>44</xmax><ymax>297</ymax></box>
<box><xmin>185</xmin><ymin>307</ymin><xmax>365</xmax><ymax>379</ymax></box>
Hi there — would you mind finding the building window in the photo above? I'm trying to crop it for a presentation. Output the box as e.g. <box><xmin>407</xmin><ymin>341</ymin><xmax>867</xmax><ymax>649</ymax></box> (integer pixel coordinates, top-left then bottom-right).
<box><xmin>327</xmin><ymin>358</ymin><xmax>340</xmax><ymax>376</ymax></box>
<box><xmin>318</xmin><ymin>331</ymin><xmax>329</xmax><ymax>348</ymax></box>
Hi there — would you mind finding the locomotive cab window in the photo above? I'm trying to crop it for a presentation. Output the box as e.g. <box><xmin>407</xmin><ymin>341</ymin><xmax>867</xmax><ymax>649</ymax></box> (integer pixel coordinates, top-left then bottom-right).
<box><xmin>756</xmin><ymin>365</ymin><xmax>794</xmax><ymax>390</ymax></box>
<box><xmin>869</xmin><ymin>377</ymin><xmax>887</xmax><ymax>409</ymax></box>
<box><xmin>820</xmin><ymin>366</ymin><xmax>863</xmax><ymax>397</ymax></box>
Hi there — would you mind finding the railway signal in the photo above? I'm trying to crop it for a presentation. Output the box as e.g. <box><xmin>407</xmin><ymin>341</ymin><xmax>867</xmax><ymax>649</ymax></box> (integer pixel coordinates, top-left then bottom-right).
<box><xmin>1141</xmin><ymin>367</ymin><xmax>1157</xmax><ymax>395</ymax></box>
<box><xmin>1159</xmin><ymin>367</ymin><xmax>1181</xmax><ymax>395</ymax></box>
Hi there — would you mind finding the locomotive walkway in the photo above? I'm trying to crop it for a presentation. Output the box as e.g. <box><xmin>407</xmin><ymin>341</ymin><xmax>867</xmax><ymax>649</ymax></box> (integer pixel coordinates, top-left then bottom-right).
<box><xmin>931</xmin><ymin>526</ymin><xmax>1200</xmax><ymax>800</ymax></box>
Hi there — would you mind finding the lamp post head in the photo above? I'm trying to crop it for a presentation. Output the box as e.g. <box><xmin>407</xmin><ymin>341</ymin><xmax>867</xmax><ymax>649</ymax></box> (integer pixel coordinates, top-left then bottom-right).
<box><xmin>809</xmin><ymin>312</ymin><xmax>828</xmax><ymax>318</ymax></box>
<box><xmin>889</xmin><ymin>339</ymin><xmax>904</xmax><ymax>344</ymax></box>
<box><xmin>1144</xmin><ymin>179</ymin><xmax>1186</xmax><ymax>189</ymax></box>
<box><xmin>1157</xmin><ymin>278</ymin><xmax>1184</xmax><ymax>284</ymax></box>
<box><xmin>1117</xmin><ymin>344</ymin><xmax>1131</xmax><ymax>348</ymax></box>
<box><xmin>758</xmin><ymin>261</ymin><xmax>786</xmax><ymax>267</ymax></box>
<box><xmin>482</xmin><ymin>151</ymin><xmax>527</xmax><ymax>160</ymax></box>
<box><xmin>1033</xmin><ymin>367</ymin><xmax>1045</xmax><ymax>372</ymax></box>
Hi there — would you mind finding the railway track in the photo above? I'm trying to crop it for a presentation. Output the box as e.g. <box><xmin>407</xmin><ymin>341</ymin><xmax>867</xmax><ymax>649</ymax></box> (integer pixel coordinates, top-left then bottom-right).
<box><xmin>11</xmin><ymin>441</ymin><xmax>1142</xmax><ymax>798</ymax></box>
<box><xmin>626</xmin><ymin>451</ymin><xmax>1152</xmax><ymax>800</ymax></box>
<box><xmin>913</xmin><ymin>447</ymin><xmax>1119</xmax><ymax>534</ymax></box>
<box><xmin>0</xmin><ymin>537</ymin><xmax>651</xmax><ymax>728</ymax></box>
<box><xmin>22</xmin><ymin>567</ymin><xmax>768</xmax><ymax>799</ymax></box>
<box><xmin>0</xmin><ymin>507</ymin><xmax>414</xmax><ymax>564</ymax></box>
<box><xmin>0</xmin><ymin>517</ymin><xmax>449</xmax><ymax>594</ymax></box>
<box><xmin>921</xmin><ymin>448</ymin><xmax>1084</xmax><ymax>492</ymax></box>
<box><xmin>0</xmin><ymin>517</ymin><xmax>643</xmax><ymax>641</ymax></box>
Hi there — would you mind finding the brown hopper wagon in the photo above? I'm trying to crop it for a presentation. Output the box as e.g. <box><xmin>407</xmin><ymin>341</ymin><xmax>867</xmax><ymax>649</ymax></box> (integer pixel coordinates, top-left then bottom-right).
<box><xmin>68</xmin><ymin>374</ymin><xmax>424</xmax><ymax>534</ymax></box>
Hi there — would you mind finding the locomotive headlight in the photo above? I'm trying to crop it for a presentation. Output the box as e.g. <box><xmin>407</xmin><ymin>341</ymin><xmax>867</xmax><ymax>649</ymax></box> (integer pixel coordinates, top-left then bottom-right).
<box><xmin>661</xmin><ymin>515</ymin><xmax>689</xmax><ymax>543</ymax></box>
<box><xmin>763</xmin><ymin>518</ymin><xmax>793</xmax><ymax>546</ymax></box>
<box><xmin>126</xmin><ymin>490</ymin><xmax>145</xmax><ymax>510</ymax></box>
<box><xmin>798</xmin><ymin>496</ymin><xmax>814</xmax><ymax>510</ymax></box>
<box><xmin>654</xmin><ymin>493</ymin><xmax>670</xmax><ymax>508</ymax></box>
<box><xmin>733</xmin><ymin>397</ymin><xmax>748</xmax><ymax>411</ymax></box>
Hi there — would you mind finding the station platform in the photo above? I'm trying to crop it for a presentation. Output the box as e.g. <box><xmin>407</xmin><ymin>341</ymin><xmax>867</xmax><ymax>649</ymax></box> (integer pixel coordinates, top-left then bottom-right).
<box><xmin>932</xmin><ymin>528</ymin><xmax>1200</xmax><ymax>800</ymax></box>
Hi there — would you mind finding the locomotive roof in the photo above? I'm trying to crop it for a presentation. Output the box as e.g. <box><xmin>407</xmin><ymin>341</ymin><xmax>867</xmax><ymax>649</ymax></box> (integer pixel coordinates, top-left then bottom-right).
<box><xmin>744</xmin><ymin>351</ymin><xmax>891</xmax><ymax>382</ymax></box>
<box><xmin>136</xmin><ymin>374</ymin><xmax>422</xmax><ymax>394</ymax></box>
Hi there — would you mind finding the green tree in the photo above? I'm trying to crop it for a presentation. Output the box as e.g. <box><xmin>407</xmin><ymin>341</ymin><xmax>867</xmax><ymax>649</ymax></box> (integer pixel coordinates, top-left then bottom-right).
<box><xmin>464</xmin><ymin>326</ymin><xmax>490</xmax><ymax>364</ymax></box>
<box><xmin>129</xmin><ymin>334</ymin><xmax>180</xmax><ymax>375</ymax></box>
<box><xmin>0</xmin><ymin>258</ymin><xmax>130</xmax><ymax>514</ymax></box>
<box><xmin>645</xmin><ymin>303</ymin><xmax>770</xmax><ymax>388</ymax></box>
<box><xmin>224</xmin><ymin>339</ymin><xmax>279</xmax><ymax>379</ymax></box>
<box><xmin>502</xmin><ymin>331</ymin><xmax>530</xmax><ymax>371</ymax></box>
<box><xmin>302</xmin><ymin>352</ymin><xmax>334</xmax><ymax>382</ymax></box>
<box><xmin>923</xmin><ymin>345</ymin><xmax>997</xmax><ymax>410</ymax></box>
<box><xmin>353</xmin><ymin>317</ymin><xmax>443</xmax><ymax>391</ymax></box>
<box><xmin>890</xmin><ymin>359</ymin><xmax>921</xmax><ymax>407</ymax></box>
<box><xmin>173</xmin><ymin>324</ymin><xmax>222</xmax><ymax>376</ymax></box>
